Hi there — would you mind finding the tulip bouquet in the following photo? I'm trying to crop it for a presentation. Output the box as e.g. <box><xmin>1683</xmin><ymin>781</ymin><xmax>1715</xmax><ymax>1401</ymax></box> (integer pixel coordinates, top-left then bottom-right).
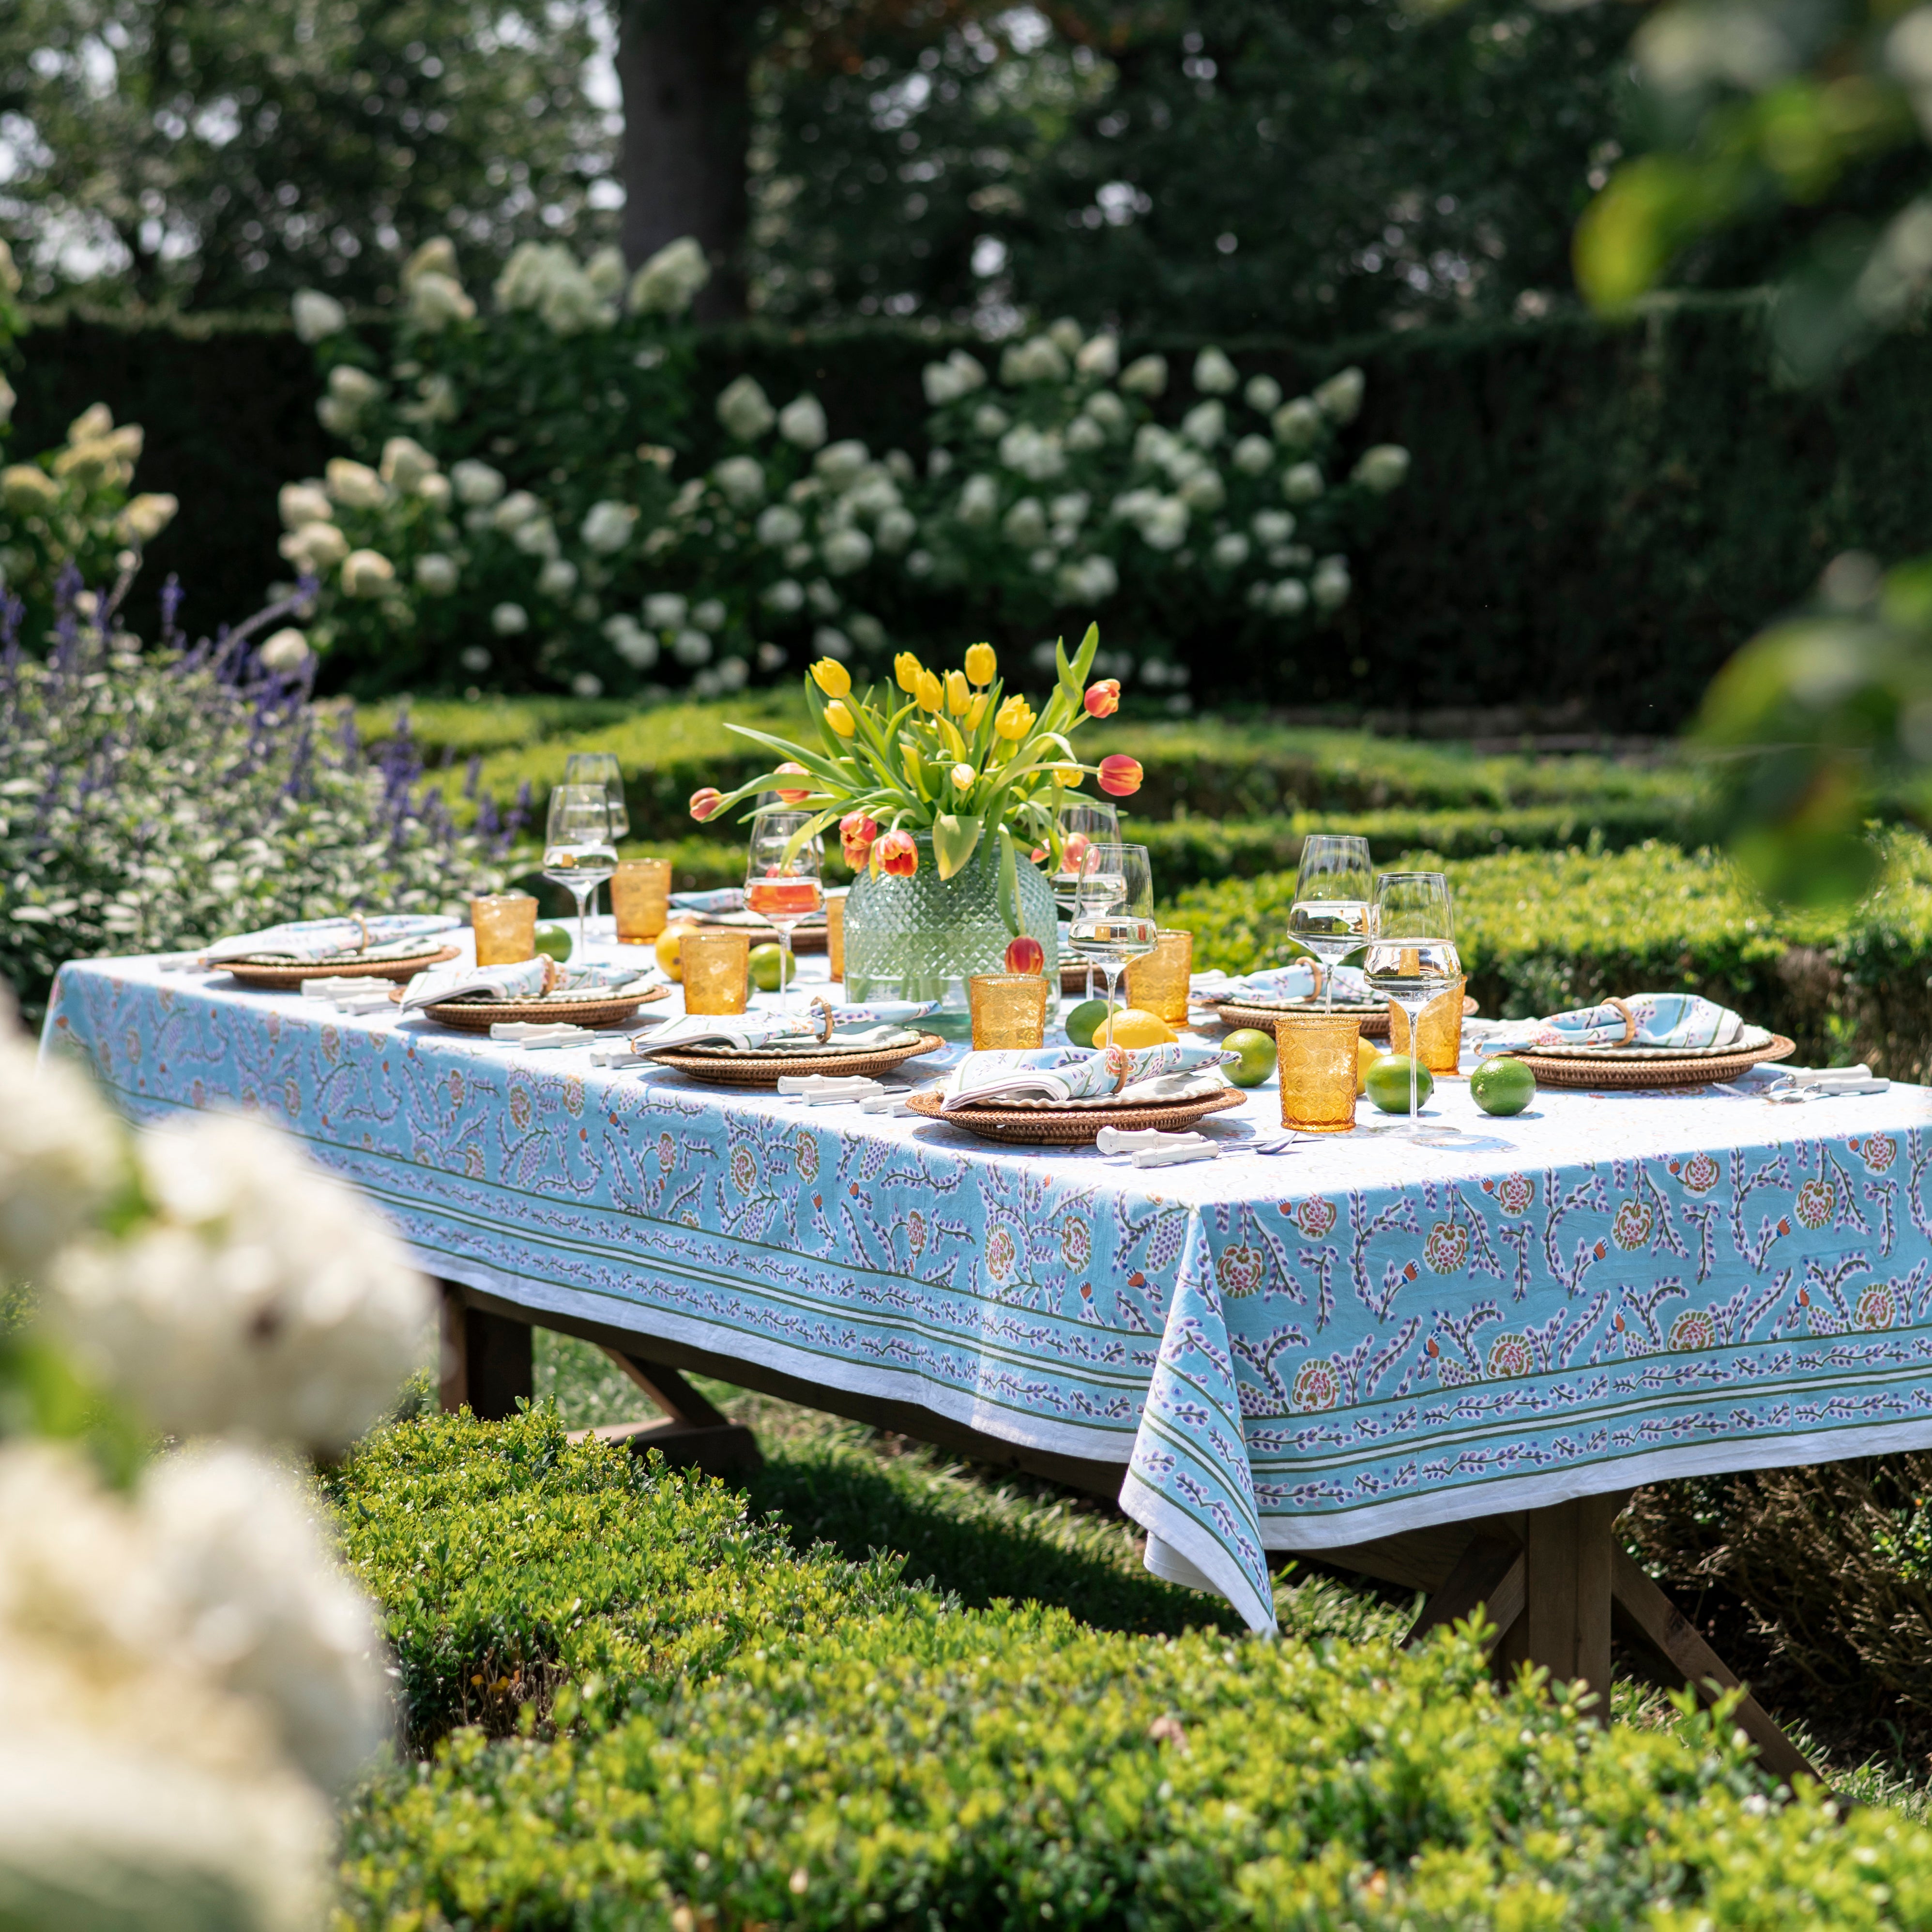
<box><xmin>689</xmin><ymin>624</ymin><xmax>1140</xmax><ymax>934</ymax></box>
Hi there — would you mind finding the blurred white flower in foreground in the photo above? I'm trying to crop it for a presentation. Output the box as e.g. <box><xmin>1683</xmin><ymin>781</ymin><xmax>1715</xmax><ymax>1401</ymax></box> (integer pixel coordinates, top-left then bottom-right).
<box><xmin>627</xmin><ymin>235</ymin><xmax>710</xmax><ymax>316</ymax></box>
<box><xmin>778</xmin><ymin>393</ymin><xmax>828</xmax><ymax>450</ymax></box>
<box><xmin>715</xmin><ymin>374</ymin><xmax>775</xmax><ymax>441</ymax></box>
<box><xmin>290</xmin><ymin>290</ymin><xmax>347</xmax><ymax>344</ymax></box>
<box><xmin>0</xmin><ymin>1442</ymin><xmax>336</xmax><ymax>1932</ymax></box>
<box><xmin>0</xmin><ymin>1024</ymin><xmax>125</xmax><ymax>1277</ymax></box>
<box><xmin>48</xmin><ymin>1114</ymin><xmax>433</xmax><ymax>1454</ymax></box>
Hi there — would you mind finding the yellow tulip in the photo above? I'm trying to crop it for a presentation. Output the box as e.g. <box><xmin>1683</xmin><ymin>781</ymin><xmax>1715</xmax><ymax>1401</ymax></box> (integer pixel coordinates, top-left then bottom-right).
<box><xmin>824</xmin><ymin>699</ymin><xmax>856</xmax><ymax>738</ymax></box>
<box><xmin>964</xmin><ymin>642</ymin><xmax>997</xmax><ymax>685</ymax></box>
<box><xmin>951</xmin><ymin>762</ymin><xmax>975</xmax><ymax>790</ymax></box>
<box><xmin>916</xmin><ymin>669</ymin><xmax>943</xmax><ymax>713</ymax></box>
<box><xmin>894</xmin><ymin>651</ymin><xmax>925</xmax><ymax>695</ymax></box>
<box><xmin>902</xmin><ymin>742</ymin><xmax>922</xmax><ymax>784</ymax></box>
<box><xmin>966</xmin><ymin>693</ymin><xmax>989</xmax><ymax>730</ymax></box>
<box><xmin>944</xmin><ymin>669</ymin><xmax>970</xmax><ymax>715</ymax></box>
<box><xmin>1053</xmin><ymin>763</ymin><xmax>1083</xmax><ymax>787</ymax></box>
<box><xmin>993</xmin><ymin>695</ymin><xmax>1034</xmax><ymax>742</ymax></box>
<box><xmin>809</xmin><ymin>657</ymin><xmax>851</xmax><ymax>698</ymax></box>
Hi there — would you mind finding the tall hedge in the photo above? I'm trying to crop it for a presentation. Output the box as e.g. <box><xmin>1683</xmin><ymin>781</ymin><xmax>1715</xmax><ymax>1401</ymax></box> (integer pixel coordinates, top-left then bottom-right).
<box><xmin>17</xmin><ymin>293</ymin><xmax>1930</xmax><ymax>723</ymax></box>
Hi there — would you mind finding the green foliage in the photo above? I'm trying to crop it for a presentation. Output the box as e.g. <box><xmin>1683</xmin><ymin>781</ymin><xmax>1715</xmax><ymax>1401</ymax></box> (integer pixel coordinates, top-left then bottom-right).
<box><xmin>324</xmin><ymin>1407</ymin><xmax>918</xmax><ymax>1750</ymax></box>
<box><xmin>291</xmin><ymin>248</ymin><xmax>1404</xmax><ymax>699</ymax></box>
<box><xmin>1170</xmin><ymin>830</ymin><xmax>1932</xmax><ymax>1077</ymax></box>
<box><xmin>0</xmin><ymin>0</ymin><xmax>614</xmax><ymax>311</ymax></box>
<box><xmin>753</xmin><ymin>0</ymin><xmax>1637</xmax><ymax>337</ymax></box>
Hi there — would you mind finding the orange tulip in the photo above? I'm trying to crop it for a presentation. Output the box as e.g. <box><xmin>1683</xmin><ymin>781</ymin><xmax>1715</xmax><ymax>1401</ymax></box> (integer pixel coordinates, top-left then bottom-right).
<box><xmin>1083</xmin><ymin>678</ymin><xmax>1122</xmax><ymax>718</ymax></box>
<box><xmin>840</xmin><ymin>809</ymin><xmax>879</xmax><ymax>868</ymax></box>
<box><xmin>1097</xmin><ymin>754</ymin><xmax>1142</xmax><ymax>797</ymax></box>
<box><xmin>875</xmin><ymin>829</ymin><xmax>918</xmax><ymax>876</ymax></box>
<box><xmin>689</xmin><ymin>787</ymin><xmax>723</xmax><ymax>821</ymax></box>
<box><xmin>774</xmin><ymin>761</ymin><xmax>812</xmax><ymax>804</ymax></box>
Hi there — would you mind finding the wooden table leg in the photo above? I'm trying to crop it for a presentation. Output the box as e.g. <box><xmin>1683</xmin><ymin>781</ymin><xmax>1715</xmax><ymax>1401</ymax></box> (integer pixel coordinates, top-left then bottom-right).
<box><xmin>1492</xmin><ymin>1495</ymin><xmax>1618</xmax><ymax>1709</ymax></box>
<box><xmin>438</xmin><ymin>1281</ymin><xmax>532</xmax><ymax>1420</ymax></box>
<box><xmin>571</xmin><ymin>1345</ymin><xmax>764</xmax><ymax>1478</ymax></box>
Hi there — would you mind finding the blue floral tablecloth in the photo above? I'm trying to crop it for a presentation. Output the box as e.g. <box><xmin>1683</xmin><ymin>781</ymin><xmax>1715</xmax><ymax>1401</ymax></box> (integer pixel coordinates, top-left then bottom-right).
<box><xmin>45</xmin><ymin>948</ymin><xmax>1932</xmax><ymax>1633</ymax></box>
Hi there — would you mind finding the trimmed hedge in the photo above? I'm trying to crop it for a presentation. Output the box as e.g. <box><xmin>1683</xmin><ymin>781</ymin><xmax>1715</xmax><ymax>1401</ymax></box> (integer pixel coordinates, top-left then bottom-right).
<box><xmin>357</xmin><ymin>692</ymin><xmax>1697</xmax><ymax>843</ymax></box>
<box><xmin>1170</xmin><ymin>832</ymin><xmax>1932</xmax><ymax>1077</ymax></box>
<box><xmin>24</xmin><ymin>295</ymin><xmax>1932</xmax><ymax>721</ymax></box>
<box><xmin>330</xmin><ymin>1410</ymin><xmax>1932</xmax><ymax>1930</ymax></box>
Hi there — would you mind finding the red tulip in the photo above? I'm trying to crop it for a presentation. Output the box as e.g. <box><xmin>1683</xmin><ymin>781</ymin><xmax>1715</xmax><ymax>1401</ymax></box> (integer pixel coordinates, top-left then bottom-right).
<box><xmin>1005</xmin><ymin>934</ymin><xmax>1045</xmax><ymax>974</ymax></box>
<box><xmin>875</xmin><ymin>829</ymin><xmax>918</xmax><ymax>877</ymax></box>
<box><xmin>1030</xmin><ymin>845</ymin><xmax>1048</xmax><ymax>864</ymax></box>
<box><xmin>1097</xmin><ymin>754</ymin><xmax>1142</xmax><ymax>798</ymax></box>
<box><xmin>1083</xmin><ymin>678</ymin><xmax>1122</xmax><ymax>718</ymax></box>
<box><xmin>689</xmin><ymin>787</ymin><xmax>723</xmax><ymax>821</ymax></box>
<box><xmin>840</xmin><ymin>808</ymin><xmax>879</xmax><ymax>869</ymax></box>
<box><xmin>775</xmin><ymin>761</ymin><xmax>812</xmax><ymax>804</ymax></box>
<box><xmin>1062</xmin><ymin>832</ymin><xmax>1092</xmax><ymax>872</ymax></box>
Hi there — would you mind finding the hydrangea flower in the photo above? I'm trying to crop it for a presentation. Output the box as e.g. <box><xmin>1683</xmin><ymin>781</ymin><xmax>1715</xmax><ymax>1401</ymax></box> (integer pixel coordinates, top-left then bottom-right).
<box><xmin>715</xmin><ymin>374</ymin><xmax>776</xmax><ymax>441</ymax></box>
<box><xmin>778</xmin><ymin>394</ymin><xmax>828</xmax><ymax>450</ymax></box>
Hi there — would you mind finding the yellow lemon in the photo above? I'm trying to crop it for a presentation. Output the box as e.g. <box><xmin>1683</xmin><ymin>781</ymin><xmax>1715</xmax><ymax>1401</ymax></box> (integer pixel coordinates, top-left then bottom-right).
<box><xmin>1098</xmin><ymin>1007</ymin><xmax>1177</xmax><ymax>1049</ymax></box>
<box><xmin>1356</xmin><ymin>1035</ymin><xmax>1383</xmax><ymax>1095</ymax></box>
<box><xmin>654</xmin><ymin>921</ymin><xmax>698</xmax><ymax>981</ymax></box>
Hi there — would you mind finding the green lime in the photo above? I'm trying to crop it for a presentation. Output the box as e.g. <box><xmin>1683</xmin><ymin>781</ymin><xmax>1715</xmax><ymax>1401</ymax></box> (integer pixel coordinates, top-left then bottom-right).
<box><xmin>533</xmin><ymin>923</ymin><xmax>572</xmax><ymax>962</ymax></box>
<box><xmin>1064</xmin><ymin>999</ymin><xmax>1120</xmax><ymax>1049</ymax></box>
<box><xmin>1223</xmin><ymin>1028</ymin><xmax>1278</xmax><ymax>1088</ymax></box>
<box><xmin>748</xmin><ymin>942</ymin><xmax>796</xmax><ymax>993</ymax></box>
<box><xmin>1366</xmin><ymin>1054</ymin><xmax>1434</xmax><ymax>1115</ymax></box>
<box><xmin>1470</xmin><ymin>1056</ymin><xmax>1536</xmax><ymax>1116</ymax></box>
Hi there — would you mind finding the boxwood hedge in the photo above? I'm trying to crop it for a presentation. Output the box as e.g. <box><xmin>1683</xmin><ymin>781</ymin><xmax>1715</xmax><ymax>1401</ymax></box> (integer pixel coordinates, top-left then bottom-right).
<box><xmin>331</xmin><ymin>1411</ymin><xmax>1932</xmax><ymax>1931</ymax></box>
<box><xmin>1170</xmin><ymin>833</ymin><xmax>1932</xmax><ymax>1078</ymax></box>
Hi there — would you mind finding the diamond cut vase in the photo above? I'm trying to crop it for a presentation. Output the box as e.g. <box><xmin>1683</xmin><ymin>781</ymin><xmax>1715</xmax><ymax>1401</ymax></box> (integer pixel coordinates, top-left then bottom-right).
<box><xmin>842</xmin><ymin>832</ymin><xmax>1060</xmax><ymax>1009</ymax></box>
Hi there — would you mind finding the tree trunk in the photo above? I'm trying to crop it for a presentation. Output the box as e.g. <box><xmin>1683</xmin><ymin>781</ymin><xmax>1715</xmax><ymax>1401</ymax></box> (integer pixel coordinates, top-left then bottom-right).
<box><xmin>616</xmin><ymin>1</ymin><xmax>754</xmax><ymax>320</ymax></box>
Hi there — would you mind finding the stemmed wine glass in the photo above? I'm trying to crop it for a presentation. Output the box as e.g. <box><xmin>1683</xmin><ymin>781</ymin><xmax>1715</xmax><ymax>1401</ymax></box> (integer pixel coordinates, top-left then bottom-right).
<box><xmin>563</xmin><ymin>752</ymin><xmax>629</xmax><ymax>922</ymax></box>
<box><xmin>1288</xmin><ymin>834</ymin><xmax>1374</xmax><ymax>1013</ymax></box>
<box><xmin>1362</xmin><ymin>871</ymin><xmax>1460</xmax><ymax>1138</ymax></box>
<box><xmin>543</xmin><ymin>784</ymin><xmax>619</xmax><ymax>960</ymax></box>
<box><xmin>1051</xmin><ymin>798</ymin><xmax>1122</xmax><ymax>1004</ymax></box>
<box><xmin>1068</xmin><ymin>842</ymin><xmax>1156</xmax><ymax>1040</ymax></box>
<box><xmin>745</xmin><ymin>810</ymin><xmax>824</xmax><ymax>1009</ymax></box>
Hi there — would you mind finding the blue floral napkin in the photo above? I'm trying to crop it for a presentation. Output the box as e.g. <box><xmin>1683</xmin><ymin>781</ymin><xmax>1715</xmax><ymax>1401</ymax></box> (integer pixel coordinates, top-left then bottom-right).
<box><xmin>1196</xmin><ymin>961</ymin><xmax>1372</xmax><ymax>1004</ymax></box>
<box><xmin>1473</xmin><ymin>993</ymin><xmax>1746</xmax><ymax>1060</ymax></box>
<box><xmin>203</xmin><ymin>913</ymin><xmax>462</xmax><ymax>964</ymax></box>
<box><xmin>945</xmin><ymin>1043</ymin><xmax>1236</xmax><ymax>1110</ymax></box>
<box><xmin>400</xmin><ymin>957</ymin><xmax>647</xmax><ymax>1010</ymax></box>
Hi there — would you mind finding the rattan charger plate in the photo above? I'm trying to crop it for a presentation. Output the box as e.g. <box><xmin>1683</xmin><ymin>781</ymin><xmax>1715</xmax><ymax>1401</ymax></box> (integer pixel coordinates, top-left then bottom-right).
<box><xmin>1516</xmin><ymin>1034</ymin><xmax>1795</xmax><ymax>1090</ymax></box>
<box><xmin>224</xmin><ymin>946</ymin><xmax>459</xmax><ymax>989</ymax></box>
<box><xmin>650</xmin><ymin>1031</ymin><xmax>947</xmax><ymax>1088</ymax></box>
<box><xmin>1204</xmin><ymin>993</ymin><xmax>1479</xmax><ymax>1043</ymax></box>
<box><xmin>417</xmin><ymin>985</ymin><xmax>670</xmax><ymax>1032</ymax></box>
<box><xmin>904</xmin><ymin>1084</ymin><xmax>1245</xmax><ymax>1145</ymax></box>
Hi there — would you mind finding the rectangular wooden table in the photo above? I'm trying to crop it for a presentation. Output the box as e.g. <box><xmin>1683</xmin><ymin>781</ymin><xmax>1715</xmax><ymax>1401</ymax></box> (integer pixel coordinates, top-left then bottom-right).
<box><xmin>55</xmin><ymin>944</ymin><xmax>1932</xmax><ymax>1783</ymax></box>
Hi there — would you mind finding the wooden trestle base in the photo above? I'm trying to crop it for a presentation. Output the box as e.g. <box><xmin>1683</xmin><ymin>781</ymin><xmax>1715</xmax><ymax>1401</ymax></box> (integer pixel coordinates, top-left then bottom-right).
<box><xmin>437</xmin><ymin>1281</ymin><xmax>1819</xmax><ymax>1786</ymax></box>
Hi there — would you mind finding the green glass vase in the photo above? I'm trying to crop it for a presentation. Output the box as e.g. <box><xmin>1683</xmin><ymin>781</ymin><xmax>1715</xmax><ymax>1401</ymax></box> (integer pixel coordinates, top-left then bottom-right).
<box><xmin>842</xmin><ymin>831</ymin><xmax>1060</xmax><ymax>1009</ymax></box>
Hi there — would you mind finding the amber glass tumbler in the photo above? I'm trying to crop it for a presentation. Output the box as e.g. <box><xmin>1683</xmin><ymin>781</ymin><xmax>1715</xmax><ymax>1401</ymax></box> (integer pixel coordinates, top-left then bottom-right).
<box><xmin>968</xmin><ymin>973</ymin><xmax>1051</xmax><ymax>1049</ymax></box>
<box><xmin>1125</xmin><ymin>928</ymin><xmax>1194</xmax><ymax>1025</ymax></box>
<box><xmin>471</xmin><ymin>893</ymin><xmax>536</xmax><ymax>967</ymax></box>
<box><xmin>1276</xmin><ymin>1012</ymin><xmax>1362</xmax><ymax>1133</ymax></box>
<box><xmin>611</xmin><ymin>859</ymin><xmax>672</xmax><ymax>943</ymax></box>
<box><xmin>681</xmin><ymin>929</ymin><xmax>751</xmax><ymax>1015</ymax></box>
<box><xmin>1388</xmin><ymin>976</ymin><xmax>1466</xmax><ymax>1075</ymax></box>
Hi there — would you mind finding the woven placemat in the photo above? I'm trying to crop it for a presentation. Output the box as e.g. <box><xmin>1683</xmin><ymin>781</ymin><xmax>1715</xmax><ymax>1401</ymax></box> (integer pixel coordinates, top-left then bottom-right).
<box><xmin>649</xmin><ymin>1031</ymin><xmax>946</xmax><ymax>1088</ymax></box>
<box><xmin>1514</xmin><ymin>1034</ymin><xmax>1795</xmax><ymax>1090</ymax></box>
<box><xmin>418</xmin><ymin>985</ymin><xmax>670</xmax><ymax>1032</ymax></box>
<box><xmin>904</xmin><ymin>1084</ymin><xmax>1245</xmax><ymax>1145</ymax></box>
<box><xmin>1209</xmin><ymin>999</ymin><xmax>1392</xmax><ymax>1040</ymax></box>
<box><xmin>225</xmin><ymin>946</ymin><xmax>459</xmax><ymax>989</ymax></box>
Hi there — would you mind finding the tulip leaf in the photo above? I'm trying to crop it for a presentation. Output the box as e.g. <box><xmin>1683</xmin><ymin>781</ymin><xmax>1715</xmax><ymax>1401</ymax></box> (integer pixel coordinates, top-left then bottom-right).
<box><xmin>996</xmin><ymin>824</ymin><xmax>1020</xmax><ymax>935</ymax></box>
<box><xmin>933</xmin><ymin>813</ymin><xmax>981</xmax><ymax>882</ymax></box>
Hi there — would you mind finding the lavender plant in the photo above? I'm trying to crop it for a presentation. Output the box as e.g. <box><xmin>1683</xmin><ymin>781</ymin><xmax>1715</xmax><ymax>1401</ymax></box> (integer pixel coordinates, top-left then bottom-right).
<box><xmin>0</xmin><ymin>569</ymin><xmax>520</xmax><ymax>1017</ymax></box>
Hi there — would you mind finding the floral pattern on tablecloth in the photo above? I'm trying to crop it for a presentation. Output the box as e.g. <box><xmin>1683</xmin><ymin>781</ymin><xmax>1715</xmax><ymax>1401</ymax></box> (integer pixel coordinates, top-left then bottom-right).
<box><xmin>46</xmin><ymin>957</ymin><xmax>1932</xmax><ymax>1633</ymax></box>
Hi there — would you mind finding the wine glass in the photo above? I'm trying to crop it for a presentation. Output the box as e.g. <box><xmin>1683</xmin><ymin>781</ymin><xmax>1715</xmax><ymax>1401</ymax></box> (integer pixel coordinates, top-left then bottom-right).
<box><xmin>543</xmin><ymin>783</ymin><xmax>618</xmax><ymax>959</ymax></box>
<box><xmin>1068</xmin><ymin>842</ymin><xmax>1156</xmax><ymax>1038</ymax></box>
<box><xmin>1052</xmin><ymin>798</ymin><xmax>1122</xmax><ymax>1004</ymax></box>
<box><xmin>1362</xmin><ymin>871</ymin><xmax>1460</xmax><ymax>1137</ymax></box>
<box><xmin>1288</xmin><ymin>834</ymin><xmax>1374</xmax><ymax>1013</ymax></box>
<box><xmin>563</xmin><ymin>752</ymin><xmax>629</xmax><ymax>922</ymax></box>
<box><xmin>745</xmin><ymin>810</ymin><xmax>824</xmax><ymax>1008</ymax></box>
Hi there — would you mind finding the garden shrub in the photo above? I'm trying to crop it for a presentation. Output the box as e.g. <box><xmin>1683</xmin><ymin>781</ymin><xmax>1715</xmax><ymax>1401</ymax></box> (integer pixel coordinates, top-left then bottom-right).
<box><xmin>0</xmin><ymin>579</ymin><xmax>516</xmax><ymax>1017</ymax></box>
<box><xmin>283</xmin><ymin>243</ymin><xmax>1405</xmax><ymax>699</ymax></box>
<box><xmin>325</xmin><ymin>1408</ymin><xmax>924</xmax><ymax>1750</ymax></box>
<box><xmin>1169</xmin><ymin>832</ymin><xmax>1932</xmax><ymax>1076</ymax></box>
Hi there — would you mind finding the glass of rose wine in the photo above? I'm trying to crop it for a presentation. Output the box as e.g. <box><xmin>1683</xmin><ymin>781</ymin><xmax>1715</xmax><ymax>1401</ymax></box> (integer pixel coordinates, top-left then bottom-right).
<box><xmin>745</xmin><ymin>810</ymin><xmax>824</xmax><ymax>1008</ymax></box>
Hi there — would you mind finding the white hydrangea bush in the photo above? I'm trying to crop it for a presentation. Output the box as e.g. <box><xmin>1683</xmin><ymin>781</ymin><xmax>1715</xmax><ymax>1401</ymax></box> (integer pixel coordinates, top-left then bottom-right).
<box><xmin>0</xmin><ymin>1000</ymin><xmax>435</xmax><ymax>1927</ymax></box>
<box><xmin>287</xmin><ymin>236</ymin><xmax>1408</xmax><ymax>702</ymax></box>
